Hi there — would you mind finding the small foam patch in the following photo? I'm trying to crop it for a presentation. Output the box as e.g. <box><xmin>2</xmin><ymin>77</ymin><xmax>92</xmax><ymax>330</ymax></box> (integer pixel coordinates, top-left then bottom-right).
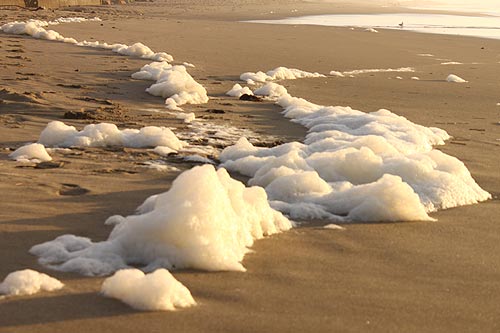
<box><xmin>0</xmin><ymin>269</ymin><xmax>63</xmax><ymax>296</ymax></box>
<box><xmin>101</xmin><ymin>268</ymin><xmax>196</xmax><ymax>311</ymax></box>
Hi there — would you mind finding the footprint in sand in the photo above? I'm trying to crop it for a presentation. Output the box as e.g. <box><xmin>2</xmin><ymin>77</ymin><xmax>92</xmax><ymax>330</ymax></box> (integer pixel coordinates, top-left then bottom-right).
<box><xmin>35</xmin><ymin>161</ymin><xmax>65</xmax><ymax>169</ymax></box>
<box><xmin>0</xmin><ymin>88</ymin><xmax>48</xmax><ymax>105</ymax></box>
<box><xmin>58</xmin><ymin>183</ymin><xmax>90</xmax><ymax>196</ymax></box>
<box><xmin>15</xmin><ymin>72</ymin><xmax>37</xmax><ymax>76</ymax></box>
<box><xmin>6</xmin><ymin>55</ymin><xmax>31</xmax><ymax>61</ymax></box>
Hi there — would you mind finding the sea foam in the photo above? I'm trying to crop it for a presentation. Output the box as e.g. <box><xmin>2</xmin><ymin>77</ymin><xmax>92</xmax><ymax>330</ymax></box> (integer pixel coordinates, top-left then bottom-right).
<box><xmin>30</xmin><ymin>165</ymin><xmax>292</xmax><ymax>276</ymax></box>
<box><xmin>220</xmin><ymin>82</ymin><xmax>490</xmax><ymax>222</ymax></box>
<box><xmin>101</xmin><ymin>268</ymin><xmax>196</xmax><ymax>311</ymax></box>
<box><xmin>0</xmin><ymin>269</ymin><xmax>63</xmax><ymax>296</ymax></box>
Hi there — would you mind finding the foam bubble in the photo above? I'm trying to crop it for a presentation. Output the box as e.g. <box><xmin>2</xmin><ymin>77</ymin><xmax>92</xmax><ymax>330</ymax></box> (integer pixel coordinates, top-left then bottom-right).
<box><xmin>1</xmin><ymin>19</ymin><xmax>173</xmax><ymax>62</ymax></box>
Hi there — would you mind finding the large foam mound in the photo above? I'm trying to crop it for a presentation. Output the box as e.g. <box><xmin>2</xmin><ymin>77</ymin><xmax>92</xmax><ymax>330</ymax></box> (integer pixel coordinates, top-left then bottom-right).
<box><xmin>101</xmin><ymin>268</ymin><xmax>196</xmax><ymax>311</ymax></box>
<box><xmin>0</xmin><ymin>269</ymin><xmax>63</xmax><ymax>296</ymax></box>
<box><xmin>134</xmin><ymin>65</ymin><xmax>208</xmax><ymax>110</ymax></box>
<box><xmin>38</xmin><ymin>121</ymin><xmax>184</xmax><ymax>150</ymax></box>
<box><xmin>240</xmin><ymin>66</ymin><xmax>325</xmax><ymax>84</ymax></box>
<box><xmin>30</xmin><ymin>165</ymin><xmax>292</xmax><ymax>276</ymax></box>
<box><xmin>220</xmin><ymin>83</ymin><xmax>491</xmax><ymax>222</ymax></box>
<box><xmin>9</xmin><ymin>143</ymin><xmax>52</xmax><ymax>162</ymax></box>
<box><xmin>1</xmin><ymin>19</ymin><xmax>173</xmax><ymax>62</ymax></box>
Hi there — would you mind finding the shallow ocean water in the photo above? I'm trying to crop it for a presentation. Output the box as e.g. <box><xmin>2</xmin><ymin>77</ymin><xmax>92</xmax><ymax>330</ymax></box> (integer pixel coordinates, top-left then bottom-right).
<box><xmin>248</xmin><ymin>12</ymin><xmax>500</xmax><ymax>40</ymax></box>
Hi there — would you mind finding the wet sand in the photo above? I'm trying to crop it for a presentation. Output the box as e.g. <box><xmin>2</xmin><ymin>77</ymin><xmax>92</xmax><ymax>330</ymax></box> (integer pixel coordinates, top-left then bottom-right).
<box><xmin>1</xmin><ymin>1</ymin><xmax>499</xmax><ymax>332</ymax></box>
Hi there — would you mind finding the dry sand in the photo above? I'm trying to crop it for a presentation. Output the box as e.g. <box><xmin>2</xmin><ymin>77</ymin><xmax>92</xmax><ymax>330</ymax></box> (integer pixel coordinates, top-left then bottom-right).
<box><xmin>0</xmin><ymin>1</ymin><xmax>499</xmax><ymax>332</ymax></box>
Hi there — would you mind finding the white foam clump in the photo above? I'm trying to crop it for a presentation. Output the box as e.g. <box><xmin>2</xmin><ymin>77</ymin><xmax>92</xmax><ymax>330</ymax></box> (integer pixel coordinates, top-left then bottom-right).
<box><xmin>441</xmin><ymin>61</ymin><xmax>463</xmax><ymax>65</ymax></box>
<box><xmin>365</xmin><ymin>28</ymin><xmax>379</xmax><ymax>33</ymax></box>
<box><xmin>30</xmin><ymin>165</ymin><xmax>292</xmax><ymax>276</ymax></box>
<box><xmin>1</xmin><ymin>20</ymin><xmax>173</xmax><ymax>62</ymax></box>
<box><xmin>101</xmin><ymin>268</ymin><xmax>196</xmax><ymax>311</ymax></box>
<box><xmin>220</xmin><ymin>82</ymin><xmax>491</xmax><ymax>222</ymax></box>
<box><xmin>446</xmin><ymin>74</ymin><xmax>468</xmax><ymax>83</ymax></box>
<box><xmin>77</xmin><ymin>41</ymin><xmax>173</xmax><ymax>62</ymax></box>
<box><xmin>254</xmin><ymin>82</ymin><xmax>289</xmax><ymax>98</ymax></box>
<box><xmin>411</xmin><ymin>76</ymin><xmax>420</xmax><ymax>80</ymax></box>
<box><xmin>153</xmin><ymin>146</ymin><xmax>177</xmax><ymax>156</ymax></box>
<box><xmin>9</xmin><ymin>143</ymin><xmax>52</xmax><ymax>162</ymax></box>
<box><xmin>38</xmin><ymin>121</ymin><xmax>184</xmax><ymax>151</ymax></box>
<box><xmin>226</xmin><ymin>84</ymin><xmax>254</xmax><ymax>97</ymax></box>
<box><xmin>1</xmin><ymin>20</ymin><xmax>78</xmax><ymax>43</ymax></box>
<box><xmin>132</xmin><ymin>61</ymin><xmax>173</xmax><ymax>81</ymax></box>
<box><xmin>0</xmin><ymin>269</ymin><xmax>63</xmax><ymax>296</ymax></box>
<box><xmin>133</xmin><ymin>64</ymin><xmax>208</xmax><ymax>110</ymax></box>
<box><xmin>240</xmin><ymin>66</ymin><xmax>325</xmax><ymax>84</ymax></box>
<box><xmin>109</xmin><ymin>43</ymin><xmax>173</xmax><ymax>62</ymax></box>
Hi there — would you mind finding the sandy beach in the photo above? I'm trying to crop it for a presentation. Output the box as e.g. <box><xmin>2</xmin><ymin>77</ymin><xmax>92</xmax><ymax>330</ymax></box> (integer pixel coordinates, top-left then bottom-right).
<box><xmin>1</xmin><ymin>0</ymin><xmax>499</xmax><ymax>332</ymax></box>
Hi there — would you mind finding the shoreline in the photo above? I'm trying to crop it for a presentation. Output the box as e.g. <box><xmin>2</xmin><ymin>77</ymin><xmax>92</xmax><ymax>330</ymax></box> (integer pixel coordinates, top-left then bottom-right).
<box><xmin>1</xmin><ymin>1</ymin><xmax>499</xmax><ymax>332</ymax></box>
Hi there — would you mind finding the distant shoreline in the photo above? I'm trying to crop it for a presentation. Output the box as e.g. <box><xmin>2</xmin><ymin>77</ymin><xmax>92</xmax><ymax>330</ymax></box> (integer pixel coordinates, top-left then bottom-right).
<box><xmin>245</xmin><ymin>12</ymin><xmax>500</xmax><ymax>41</ymax></box>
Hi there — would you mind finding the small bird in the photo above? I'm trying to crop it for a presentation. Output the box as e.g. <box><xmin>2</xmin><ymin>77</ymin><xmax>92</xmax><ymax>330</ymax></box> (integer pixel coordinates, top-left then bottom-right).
<box><xmin>398</xmin><ymin>21</ymin><xmax>404</xmax><ymax>28</ymax></box>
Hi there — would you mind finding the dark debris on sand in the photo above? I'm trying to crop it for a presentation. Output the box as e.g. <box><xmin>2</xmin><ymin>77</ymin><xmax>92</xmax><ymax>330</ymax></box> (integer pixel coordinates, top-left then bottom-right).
<box><xmin>239</xmin><ymin>94</ymin><xmax>262</xmax><ymax>102</ymax></box>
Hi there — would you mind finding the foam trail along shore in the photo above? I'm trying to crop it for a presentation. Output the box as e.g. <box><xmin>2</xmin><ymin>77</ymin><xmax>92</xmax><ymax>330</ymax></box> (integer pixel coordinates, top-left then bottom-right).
<box><xmin>220</xmin><ymin>82</ymin><xmax>491</xmax><ymax>222</ymax></box>
<box><xmin>0</xmin><ymin>18</ymin><xmax>211</xmax><ymax>110</ymax></box>
<box><xmin>0</xmin><ymin>19</ymin><xmax>173</xmax><ymax>62</ymax></box>
<box><xmin>240</xmin><ymin>67</ymin><xmax>325</xmax><ymax>85</ymax></box>
<box><xmin>329</xmin><ymin>67</ymin><xmax>415</xmax><ymax>78</ymax></box>
<box><xmin>17</xmin><ymin>118</ymin><xmax>268</xmax><ymax>163</ymax></box>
